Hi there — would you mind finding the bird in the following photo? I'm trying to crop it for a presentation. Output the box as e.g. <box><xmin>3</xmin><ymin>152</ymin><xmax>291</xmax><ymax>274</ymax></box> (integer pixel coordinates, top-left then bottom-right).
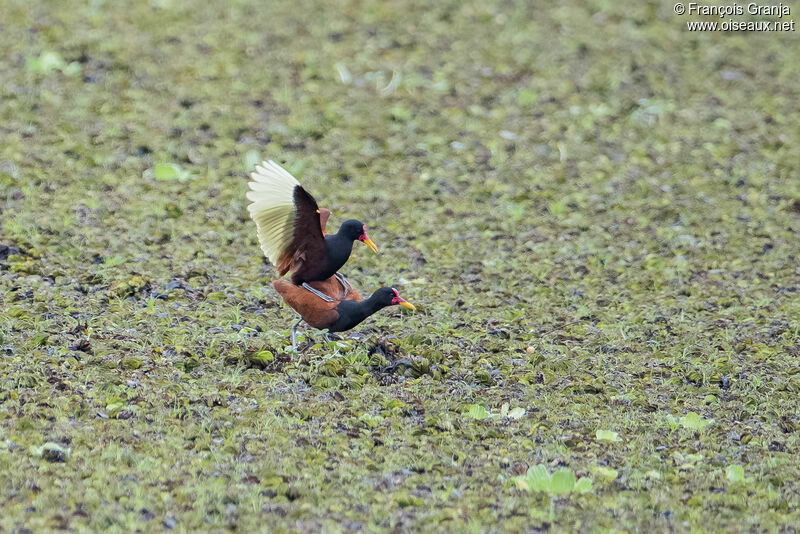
<box><xmin>246</xmin><ymin>160</ymin><xmax>379</xmax><ymax>284</ymax></box>
<box><xmin>272</xmin><ymin>274</ymin><xmax>415</xmax><ymax>348</ymax></box>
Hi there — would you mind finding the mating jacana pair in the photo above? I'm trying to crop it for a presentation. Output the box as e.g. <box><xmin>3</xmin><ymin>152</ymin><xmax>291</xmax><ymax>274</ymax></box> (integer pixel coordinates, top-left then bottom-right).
<box><xmin>247</xmin><ymin>160</ymin><xmax>415</xmax><ymax>348</ymax></box>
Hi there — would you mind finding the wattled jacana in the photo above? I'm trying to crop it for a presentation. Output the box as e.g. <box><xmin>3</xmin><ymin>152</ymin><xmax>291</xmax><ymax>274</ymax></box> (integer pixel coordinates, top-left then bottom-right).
<box><xmin>246</xmin><ymin>160</ymin><xmax>379</xmax><ymax>284</ymax></box>
<box><xmin>272</xmin><ymin>275</ymin><xmax>415</xmax><ymax>348</ymax></box>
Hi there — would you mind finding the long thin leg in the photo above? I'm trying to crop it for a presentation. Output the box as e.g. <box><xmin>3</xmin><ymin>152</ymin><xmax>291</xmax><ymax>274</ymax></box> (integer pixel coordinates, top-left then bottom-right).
<box><xmin>291</xmin><ymin>317</ymin><xmax>303</xmax><ymax>349</ymax></box>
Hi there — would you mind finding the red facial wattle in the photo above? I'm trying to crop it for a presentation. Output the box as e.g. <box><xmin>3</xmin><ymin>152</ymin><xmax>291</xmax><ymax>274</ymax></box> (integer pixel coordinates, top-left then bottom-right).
<box><xmin>391</xmin><ymin>288</ymin><xmax>416</xmax><ymax>310</ymax></box>
<box><xmin>358</xmin><ymin>225</ymin><xmax>379</xmax><ymax>253</ymax></box>
<box><xmin>391</xmin><ymin>288</ymin><xmax>401</xmax><ymax>305</ymax></box>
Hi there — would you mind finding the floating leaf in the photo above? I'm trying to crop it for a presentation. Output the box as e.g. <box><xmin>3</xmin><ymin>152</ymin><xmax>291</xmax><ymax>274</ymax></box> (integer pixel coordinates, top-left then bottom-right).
<box><xmin>679</xmin><ymin>412</ymin><xmax>713</xmax><ymax>431</ymax></box>
<box><xmin>253</xmin><ymin>351</ymin><xmax>273</xmax><ymax>364</ymax></box>
<box><xmin>152</xmin><ymin>163</ymin><xmax>194</xmax><ymax>182</ymax></box>
<box><xmin>155</xmin><ymin>163</ymin><xmax>179</xmax><ymax>180</ymax></box>
<box><xmin>507</xmin><ymin>407</ymin><xmax>526</xmax><ymax>419</ymax></box>
<box><xmin>513</xmin><ymin>464</ymin><xmax>593</xmax><ymax>496</ymax></box>
<box><xmin>390</xmin><ymin>104</ymin><xmax>412</xmax><ymax>121</ymax></box>
<box><xmin>28</xmin><ymin>51</ymin><xmax>65</xmax><ymax>73</ymax></box>
<box><xmin>106</xmin><ymin>401</ymin><xmax>125</xmax><ymax>417</ymax></box>
<box><xmin>518</xmin><ymin>88</ymin><xmax>538</xmax><ymax>106</ymax></box>
<box><xmin>574</xmin><ymin>477</ymin><xmax>594</xmax><ymax>494</ymax></box>
<box><xmin>726</xmin><ymin>464</ymin><xmax>751</xmax><ymax>484</ymax></box>
<box><xmin>27</xmin><ymin>51</ymin><xmax>81</xmax><ymax>76</ymax></box>
<box><xmin>549</xmin><ymin>200</ymin><xmax>566</xmax><ymax>216</ymax></box>
<box><xmin>525</xmin><ymin>464</ymin><xmax>550</xmax><ymax>492</ymax></box>
<box><xmin>595</xmin><ymin>466</ymin><xmax>618</xmax><ymax>481</ymax></box>
<box><xmin>464</xmin><ymin>404</ymin><xmax>489</xmax><ymax>420</ymax></box>
<box><xmin>596</xmin><ymin>429</ymin><xmax>622</xmax><ymax>442</ymax></box>
<box><xmin>243</xmin><ymin>150</ymin><xmax>261</xmax><ymax>172</ymax></box>
<box><xmin>550</xmin><ymin>468</ymin><xmax>577</xmax><ymax>495</ymax></box>
<box><xmin>62</xmin><ymin>61</ymin><xmax>82</xmax><ymax>76</ymax></box>
<box><xmin>496</xmin><ymin>403</ymin><xmax>524</xmax><ymax>419</ymax></box>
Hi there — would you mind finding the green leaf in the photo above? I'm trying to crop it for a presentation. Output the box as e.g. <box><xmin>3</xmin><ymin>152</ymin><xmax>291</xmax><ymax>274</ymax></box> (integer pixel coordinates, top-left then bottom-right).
<box><xmin>525</xmin><ymin>464</ymin><xmax>551</xmax><ymax>491</ymax></box>
<box><xmin>243</xmin><ymin>150</ymin><xmax>261</xmax><ymax>172</ymax></box>
<box><xmin>62</xmin><ymin>61</ymin><xmax>82</xmax><ymax>76</ymax></box>
<box><xmin>252</xmin><ymin>350</ymin><xmax>274</xmax><ymax>365</ymax></box>
<box><xmin>549</xmin><ymin>200</ymin><xmax>566</xmax><ymax>216</ymax></box>
<box><xmin>499</xmin><ymin>402</ymin><xmax>509</xmax><ymax>417</ymax></box>
<box><xmin>154</xmin><ymin>163</ymin><xmax>180</xmax><ymax>180</ymax></box>
<box><xmin>384</xmin><ymin>399</ymin><xmax>406</xmax><ymax>410</ymax></box>
<box><xmin>550</xmin><ymin>468</ymin><xmax>576</xmax><ymax>495</ymax></box>
<box><xmin>518</xmin><ymin>88</ymin><xmax>538</xmax><ymax>106</ymax></box>
<box><xmin>152</xmin><ymin>163</ymin><xmax>194</xmax><ymax>182</ymax></box>
<box><xmin>359</xmin><ymin>413</ymin><xmax>383</xmax><ymax>428</ymax></box>
<box><xmin>726</xmin><ymin>464</ymin><xmax>745</xmax><ymax>483</ymax></box>
<box><xmin>596</xmin><ymin>429</ymin><xmax>622</xmax><ymax>442</ymax></box>
<box><xmin>464</xmin><ymin>404</ymin><xmax>489</xmax><ymax>420</ymax></box>
<box><xmin>679</xmin><ymin>412</ymin><xmax>713</xmax><ymax>431</ymax></box>
<box><xmin>512</xmin><ymin>475</ymin><xmax>530</xmax><ymax>491</ymax></box>
<box><xmin>507</xmin><ymin>407</ymin><xmax>526</xmax><ymax>419</ymax></box>
<box><xmin>390</xmin><ymin>104</ymin><xmax>412</xmax><ymax>121</ymax></box>
<box><xmin>595</xmin><ymin>466</ymin><xmax>618</xmax><ymax>481</ymax></box>
<box><xmin>574</xmin><ymin>477</ymin><xmax>594</xmax><ymax>494</ymax></box>
<box><xmin>106</xmin><ymin>401</ymin><xmax>125</xmax><ymax>417</ymax></box>
<box><xmin>516</xmin><ymin>464</ymin><xmax>594</xmax><ymax>495</ymax></box>
<box><xmin>28</xmin><ymin>51</ymin><xmax>65</xmax><ymax>73</ymax></box>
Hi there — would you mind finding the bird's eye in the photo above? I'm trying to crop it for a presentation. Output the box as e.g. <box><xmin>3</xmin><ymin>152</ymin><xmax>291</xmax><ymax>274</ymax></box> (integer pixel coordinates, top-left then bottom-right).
<box><xmin>316</xmin><ymin>209</ymin><xmax>320</xmax><ymax>214</ymax></box>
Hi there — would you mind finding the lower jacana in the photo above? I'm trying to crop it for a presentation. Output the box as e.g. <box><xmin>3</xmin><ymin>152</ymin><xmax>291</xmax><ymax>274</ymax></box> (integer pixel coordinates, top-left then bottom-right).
<box><xmin>272</xmin><ymin>274</ymin><xmax>415</xmax><ymax>348</ymax></box>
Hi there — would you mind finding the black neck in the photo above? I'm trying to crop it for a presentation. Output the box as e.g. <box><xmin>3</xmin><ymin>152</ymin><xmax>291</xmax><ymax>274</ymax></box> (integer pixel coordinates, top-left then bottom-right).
<box><xmin>324</xmin><ymin>231</ymin><xmax>356</xmax><ymax>272</ymax></box>
<box><xmin>329</xmin><ymin>292</ymin><xmax>390</xmax><ymax>332</ymax></box>
<box><xmin>359</xmin><ymin>293</ymin><xmax>391</xmax><ymax>317</ymax></box>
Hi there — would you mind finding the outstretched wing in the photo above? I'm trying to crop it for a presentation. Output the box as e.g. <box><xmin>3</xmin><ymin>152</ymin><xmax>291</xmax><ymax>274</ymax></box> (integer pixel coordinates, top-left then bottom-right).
<box><xmin>290</xmin><ymin>186</ymin><xmax>327</xmax><ymax>275</ymax></box>
<box><xmin>246</xmin><ymin>160</ymin><xmax>325</xmax><ymax>276</ymax></box>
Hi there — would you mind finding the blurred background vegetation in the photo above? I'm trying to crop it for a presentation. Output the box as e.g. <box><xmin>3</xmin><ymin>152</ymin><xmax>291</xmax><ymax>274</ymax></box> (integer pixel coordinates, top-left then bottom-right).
<box><xmin>1</xmin><ymin>0</ymin><xmax>799</xmax><ymax>531</ymax></box>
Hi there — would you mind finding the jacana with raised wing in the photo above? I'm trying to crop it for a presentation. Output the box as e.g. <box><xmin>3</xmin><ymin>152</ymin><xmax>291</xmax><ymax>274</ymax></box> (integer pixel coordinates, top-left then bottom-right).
<box><xmin>246</xmin><ymin>160</ymin><xmax>379</xmax><ymax>284</ymax></box>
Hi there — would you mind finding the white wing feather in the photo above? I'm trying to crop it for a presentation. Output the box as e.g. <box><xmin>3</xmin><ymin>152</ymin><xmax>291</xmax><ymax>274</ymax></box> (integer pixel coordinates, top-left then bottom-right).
<box><xmin>246</xmin><ymin>160</ymin><xmax>300</xmax><ymax>267</ymax></box>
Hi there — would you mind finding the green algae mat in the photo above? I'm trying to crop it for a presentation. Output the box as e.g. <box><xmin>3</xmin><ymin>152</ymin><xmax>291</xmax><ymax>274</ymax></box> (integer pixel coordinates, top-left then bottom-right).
<box><xmin>2</xmin><ymin>0</ymin><xmax>799</xmax><ymax>531</ymax></box>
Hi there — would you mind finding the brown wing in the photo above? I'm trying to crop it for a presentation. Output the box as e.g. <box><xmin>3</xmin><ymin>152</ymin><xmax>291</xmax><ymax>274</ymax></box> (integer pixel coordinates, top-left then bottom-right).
<box><xmin>272</xmin><ymin>279</ymin><xmax>339</xmax><ymax>330</ymax></box>
<box><xmin>274</xmin><ymin>186</ymin><xmax>326</xmax><ymax>276</ymax></box>
<box><xmin>247</xmin><ymin>160</ymin><xmax>328</xmax><ymax>278</ymax></box>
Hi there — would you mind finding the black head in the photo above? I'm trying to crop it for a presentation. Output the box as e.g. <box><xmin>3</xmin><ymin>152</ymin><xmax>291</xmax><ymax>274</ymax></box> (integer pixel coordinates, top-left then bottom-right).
<box><xmin>371</xmin><ymin>287</ymin><xmax>416</xmax><ymax>310</ymax></box>
<box><xmin>339</xmin><ymin>219</ymin><xmax>365</xmax><ymax>240</ymax></box>
<box><xmin>338</xmin><ymin>219</ymin><xmax>379</xmax><ymax>253</ymax></box>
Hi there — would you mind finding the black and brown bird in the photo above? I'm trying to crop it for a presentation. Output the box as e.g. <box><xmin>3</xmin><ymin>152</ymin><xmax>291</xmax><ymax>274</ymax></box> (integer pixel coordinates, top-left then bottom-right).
<box><xmin>272</xmin><ymin>274</ymin><xmax>415</xmax><ymax>347</ymax></box>
<box><xmin>246</xmin><ymin>160</ymin><xmax>378</xmax><ymax>284</ymax></box>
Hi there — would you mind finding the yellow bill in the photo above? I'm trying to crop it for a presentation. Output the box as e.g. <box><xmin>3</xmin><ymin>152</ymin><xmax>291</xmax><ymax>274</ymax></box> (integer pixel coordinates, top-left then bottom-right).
<box><xmin>362</xmin><ymin>236</ymin><xmax>379</xmax><ymax>253</ymax></box>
